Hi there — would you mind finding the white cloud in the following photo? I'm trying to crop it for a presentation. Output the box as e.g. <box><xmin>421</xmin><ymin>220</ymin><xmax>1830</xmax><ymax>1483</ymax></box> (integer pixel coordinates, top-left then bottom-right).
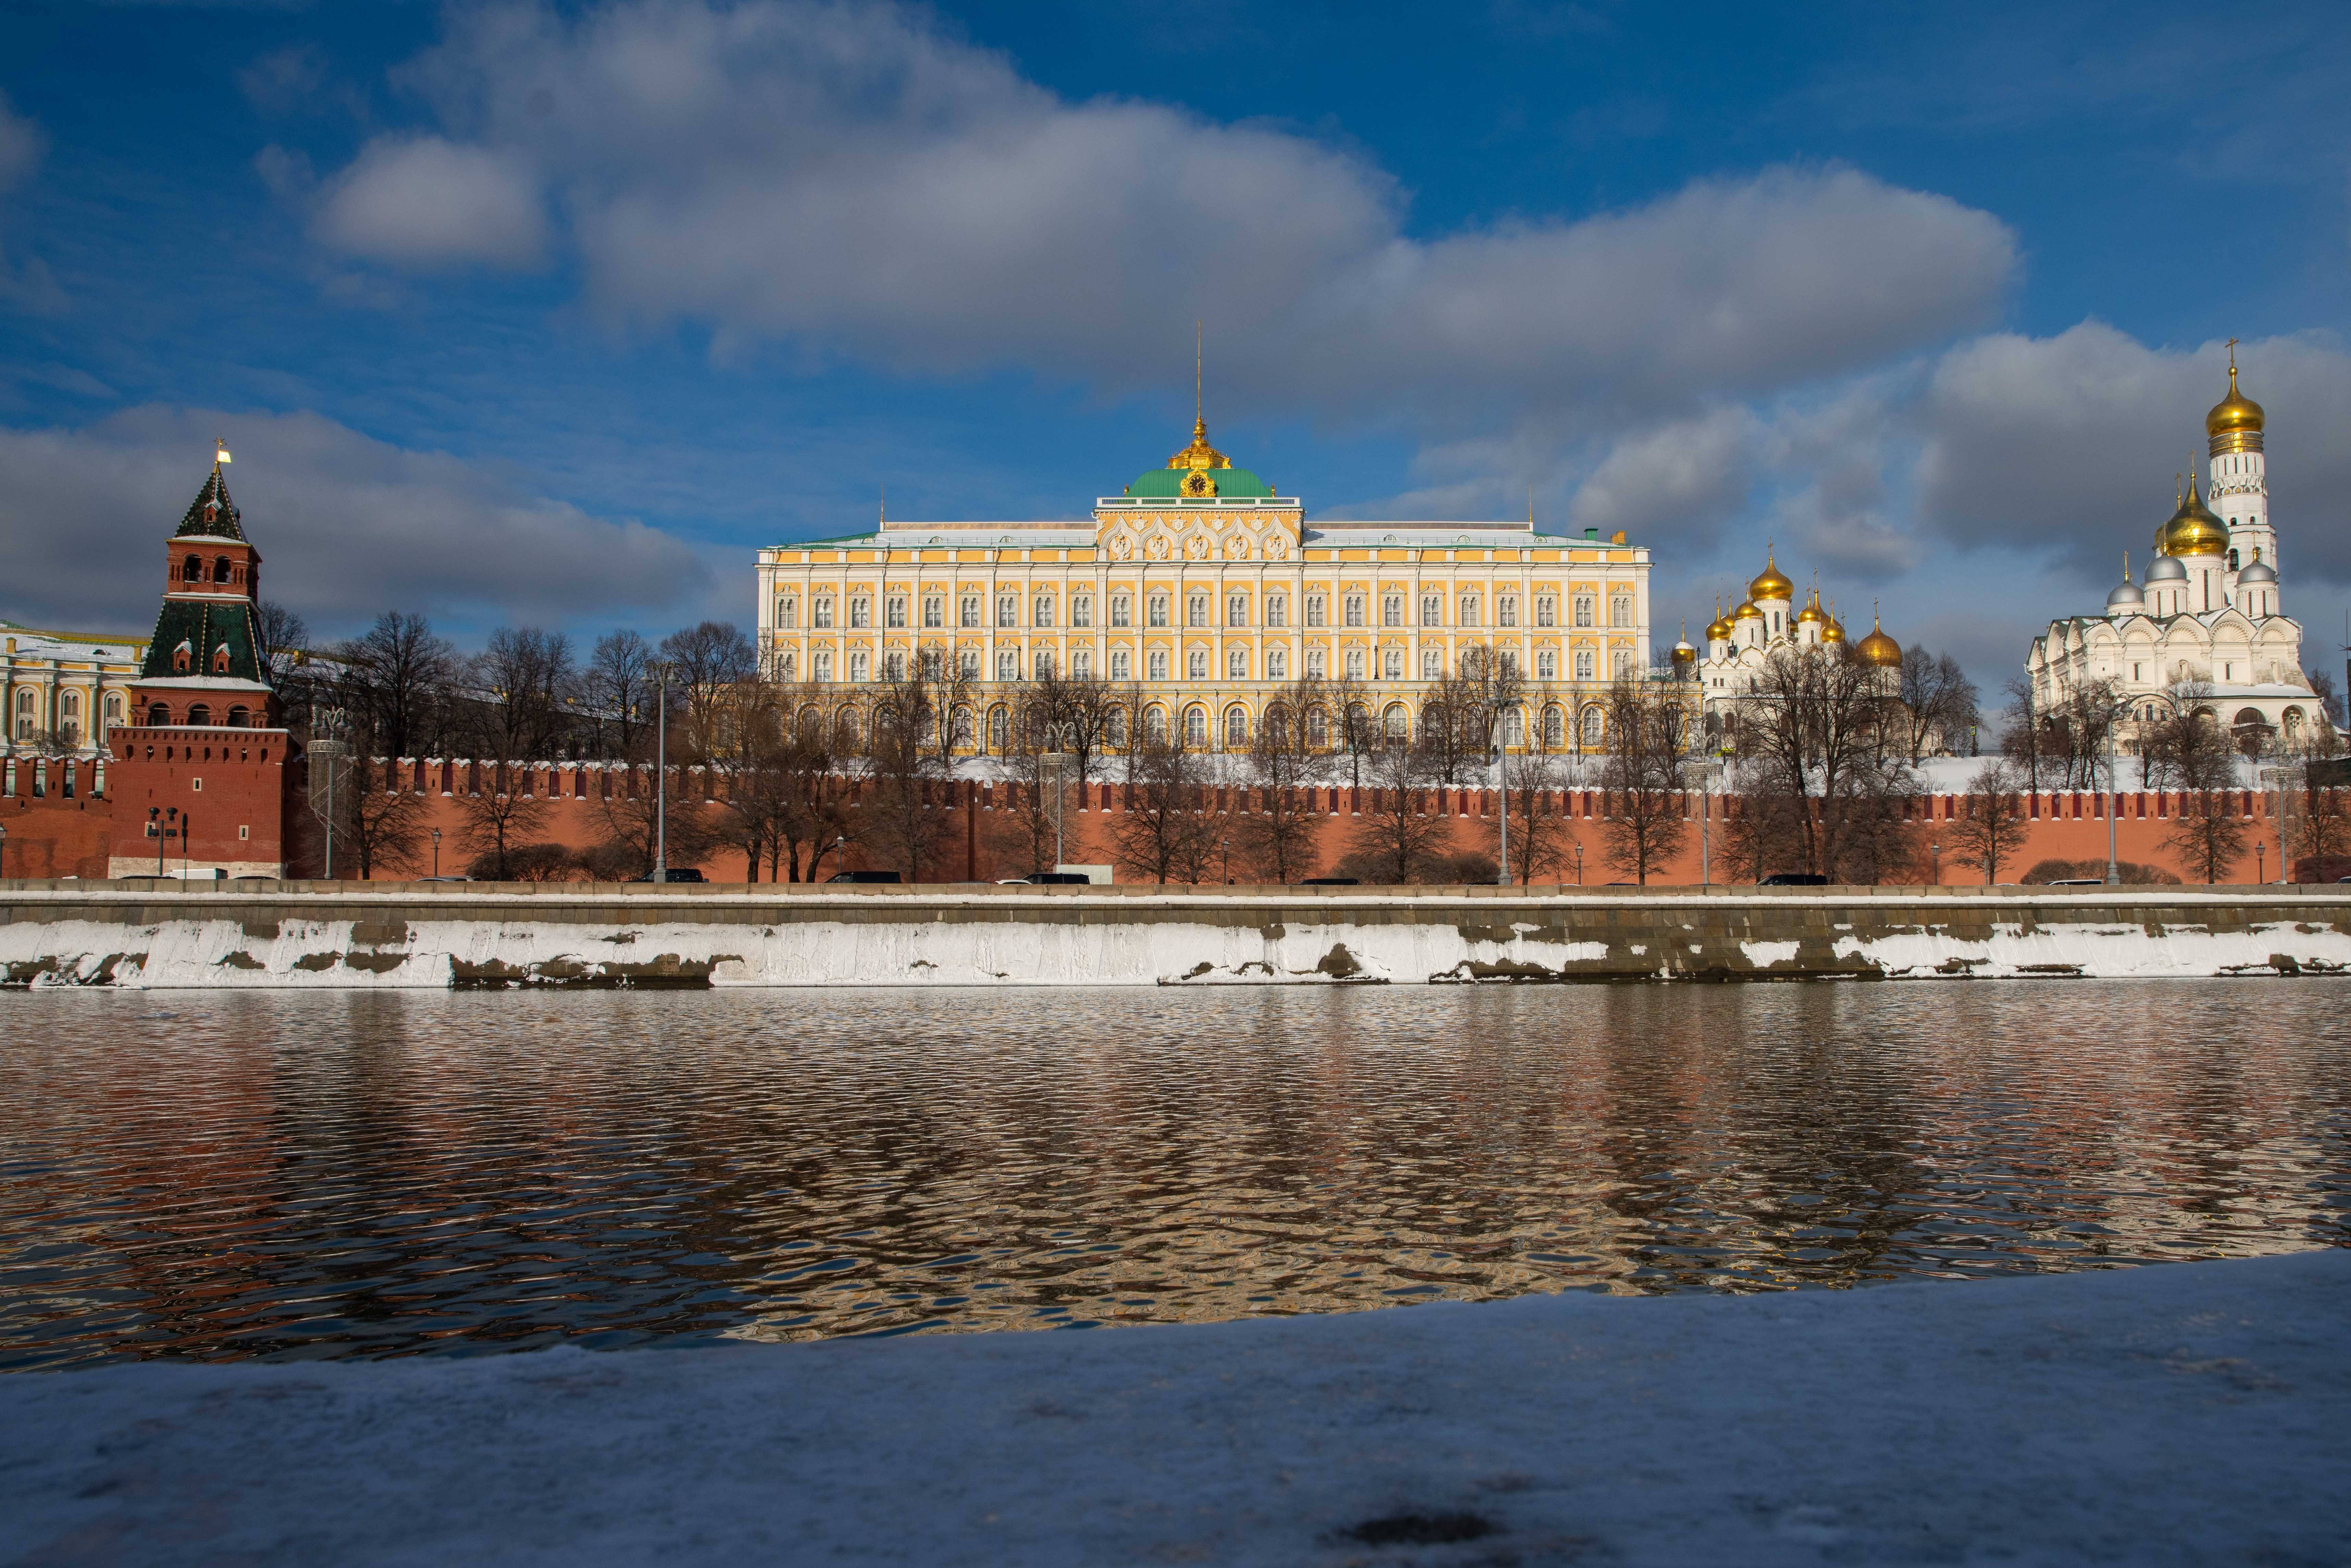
<box><xmin>317</xmin><ymin>136</ymin><xmax>549</xmax><ymax>270</ymax></box>
<box><xmin>312</xmin><ymin>0</ymin><xmax>2015</xmax><ymax>421</ymax></box>
<box><xmin>1568</xmin><ymin>408</ymin><xmax>1756</xmax><ymax>545</ymax></box>
<box><xmin>0</xmin><ymin>408</ymin><xmax>710</xmax><ymax>634</ymax></box>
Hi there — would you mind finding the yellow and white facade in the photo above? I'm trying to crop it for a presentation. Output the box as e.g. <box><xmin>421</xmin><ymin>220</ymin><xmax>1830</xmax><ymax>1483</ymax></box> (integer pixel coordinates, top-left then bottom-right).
<box><xmin>754</xmin><ymin>418</ymin><xmax>1655</xmax><ymax>751</ymax></box>
<box><xmin>2</xmin><ymin>619</ymin><xmax>144</xmax><ymax>798</ymax></box>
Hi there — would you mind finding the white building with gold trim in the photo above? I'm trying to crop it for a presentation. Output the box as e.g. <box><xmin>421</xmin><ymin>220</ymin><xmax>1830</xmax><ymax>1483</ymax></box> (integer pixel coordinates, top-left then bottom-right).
<box><xmin>2026</xmin><ymin>356</ymin><xmax>2326</xmax><ymax>749</ymax></box>
<box><xmin>755</xmin><ymin>416</ymin><xmax>1655</xmax><ymax>752</ymax></box>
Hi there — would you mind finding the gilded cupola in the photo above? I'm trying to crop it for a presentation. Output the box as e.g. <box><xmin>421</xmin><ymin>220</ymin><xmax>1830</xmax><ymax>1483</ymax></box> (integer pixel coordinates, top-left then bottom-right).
<box><xmin>1747</xmin><ymin>550</ymin><xmax>1793</xmax><ymax>602</ymax></box>
<box><xmin>2206</xmin><ymin>356</ymin><xmax>2264</xmax><ymax>455</ymax></box>
<box><xmin>1705</xmin><ymin>597</ymin><xmax>1735</xmax><ymax>642</ymax></box>
<box><xmin>2157</xmin><ymin>473</ymin><xmax>2229</xmax><ymax>558</ymax></box>
<box><xmin>1854</xmin><ymin>612</ymin><xmax>1902</xmax><ymax>668</ymax></box>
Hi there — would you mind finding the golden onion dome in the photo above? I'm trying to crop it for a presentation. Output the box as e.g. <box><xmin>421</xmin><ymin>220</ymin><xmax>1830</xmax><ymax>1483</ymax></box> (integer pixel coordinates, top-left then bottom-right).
<box><xmin>1747</xmin><ymin>550</ymin><xmax>1794</xmax><ymax>602</ymax></box>
<box><xmin>2158</xmin><ymin>474</ymin><xmax>2229</xmax><ymax>558</ymax></box>
<box><xmin>1794</xmin><ymin>591</ymin><xmax>1826</xmax><ymax>626</ymax></box>
<box><xmin>2205</xmin><ymin>359</ymin><xmax>2264</xmax><ymax>450</ymax></box>
<box><xmin>1732</xmin><ymin>598</ymin><xmax>1764</xmax><ymax>622</ymax></box>
<box><xmin>1706</xmin><ymin>610</ymin><xmax>1734</xmax><ymax>642</ymax></box>
<box><xmin>1822</xmin><ymin>613</ymin><xmax>1847</xmax><ymax>644</ymax></box>
<box><xmin>1855</xmin><ymin>613</ymin><xmax>1902</xmax><ymax>667</ymax></box>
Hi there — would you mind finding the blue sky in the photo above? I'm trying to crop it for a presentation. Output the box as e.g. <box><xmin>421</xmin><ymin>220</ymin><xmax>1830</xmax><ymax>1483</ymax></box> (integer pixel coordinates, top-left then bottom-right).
<box><xmin>3</xmin><ymin>0</ymin><xmax>2348</xmax><ymax>695</ymax></box>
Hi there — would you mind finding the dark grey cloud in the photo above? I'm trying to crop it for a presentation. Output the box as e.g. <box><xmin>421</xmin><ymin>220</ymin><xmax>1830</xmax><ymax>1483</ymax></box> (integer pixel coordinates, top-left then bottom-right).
<box><xmin>1916</xmin><ymin>323</ymin><xmax>2351</xmax><ymax>583</ymax></box>
<box><xmin>0</xmin><ymin>407</ymin><xmax>711</xmax><ymax>634</ymax></box>
<box><xmin>309</xmin><ymin>0</ymin><xmax>2017</xmax><ymax>426</ymax></box>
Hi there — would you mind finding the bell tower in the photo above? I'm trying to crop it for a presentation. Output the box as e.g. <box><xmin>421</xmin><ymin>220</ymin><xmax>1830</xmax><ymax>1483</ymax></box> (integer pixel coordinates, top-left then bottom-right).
<box><xmin>105</xmin><ymin>447</ymin><xmax>295</xmax><ymax>879</ymax></box>
<box><xmin>2206</xmin><ymin>341</ymin><xmax>2273</xmax><ymax>580</ymax></box>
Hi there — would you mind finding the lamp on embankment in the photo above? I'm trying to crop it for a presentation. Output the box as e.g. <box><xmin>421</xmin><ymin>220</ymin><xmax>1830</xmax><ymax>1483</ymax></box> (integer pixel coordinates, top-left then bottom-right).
<box><xmin>431</xmin><ymin>827</ymin><xmax>441</xmax><ymax>878</ymax></box>
<box><xmin>649</xmin><ymin>660</ymin><xmax>677</xmax><ymax>881</ymax></box>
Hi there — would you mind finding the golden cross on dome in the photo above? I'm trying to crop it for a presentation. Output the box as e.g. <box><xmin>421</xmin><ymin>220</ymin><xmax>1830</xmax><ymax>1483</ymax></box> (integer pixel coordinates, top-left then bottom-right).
<box><xmin>2226</xmin><ymin>336</ymin><xmax>2239</xmax><ymax>370</ymax></box>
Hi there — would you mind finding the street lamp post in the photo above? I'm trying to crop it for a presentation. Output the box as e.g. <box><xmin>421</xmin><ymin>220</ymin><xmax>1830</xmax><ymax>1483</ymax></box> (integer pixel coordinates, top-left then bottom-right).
<box><xmin>431</xmin><ymin>827</ymin><xmax>442</xmax><ymax>878</ymax></box>
<box><xmin>0</xmin><ymin>821</ymin><xmax>8</xmax><ymax>880</ymax></box>
<box><xmin>1574</xmin><ymin>842</ymin><xmax>1584</xmax><ymax>886</ymax></box>
<box><xmin>649</xmin><ymin>661</ymin><xmax>676</xmax><ymax>881</ymax></box>
<box><xmin>1930</xmin><ymin>841</ymin><xmax>1941</xmax><ymax>885</ymax></box>
<box><xmin>2104</xmin><ymin>714</ymin><xmax>2121</xmax><ymax>886</ymax></box>
<box><xmin>2257</xmin><ymin>763</ymin><xmax>2293</xmax><ymax>885</ymax></box>
<box><xmin>1694</xmin><ymin>760</ymin><xmax>1724</xmax><ymax>888</ymax></box>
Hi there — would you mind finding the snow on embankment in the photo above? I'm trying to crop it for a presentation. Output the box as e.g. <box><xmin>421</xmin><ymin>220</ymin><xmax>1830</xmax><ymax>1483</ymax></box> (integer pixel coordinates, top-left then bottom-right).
<box><xmin>5</xmin><ymin>887</ymin><xmax>2351</xmax><ymax>987</ymax></box>
<box><xmin>3</xmin><ymin>1252</ymin><xmax>2344</xmax><ymax>1565</ymax></box>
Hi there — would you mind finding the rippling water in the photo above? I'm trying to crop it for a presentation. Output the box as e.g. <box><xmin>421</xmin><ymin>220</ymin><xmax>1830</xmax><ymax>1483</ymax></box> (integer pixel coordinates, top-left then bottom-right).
<box><xmin>2</xmin><ymin>984</ymin><xmax>2346</xmax><ymax>1369</ymax></box>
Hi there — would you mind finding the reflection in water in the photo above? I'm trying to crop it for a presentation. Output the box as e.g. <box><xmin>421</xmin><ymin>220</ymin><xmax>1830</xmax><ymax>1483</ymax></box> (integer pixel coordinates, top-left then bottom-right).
<box><xmin>1</xmin><ymin>984</ymin><xmax>2344</xmax><ymax>1368</ymax></box>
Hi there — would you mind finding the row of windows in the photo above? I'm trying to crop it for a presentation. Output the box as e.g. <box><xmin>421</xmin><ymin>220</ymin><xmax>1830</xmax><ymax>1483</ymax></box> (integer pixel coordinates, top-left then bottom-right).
<box><xmin>773</xmin><ymin>588</ymin><xmax>1638</xmax><ymax>632</ymax></box>
<box><xmin>771</xmin><ymin>645</ymin><xmax>1636</xmax><ymax>684</ymax></box>
<box><xmin>812</xmin><ymin>698</ymin><xmax>1640</xmax><ymax>755</ymax></box>
<box><xmin>1</xmin><ymin>756</ymin><xmax>97</xmax><ymax>799</ymax></box>
<box><xmin>178</xmin><ymin>553</ymin><xmax>248</xmax><ymax>586</ymax></box>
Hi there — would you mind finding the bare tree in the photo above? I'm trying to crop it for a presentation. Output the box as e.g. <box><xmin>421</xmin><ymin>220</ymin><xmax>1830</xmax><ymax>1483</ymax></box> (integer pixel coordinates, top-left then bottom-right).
<box><xmin>469</xmin><ymin>627</ymin><xmax>577</xmax><ymax>762</ymax></box>
<box><xmin>1597</xmin><ymin>678</ymin><xmax>1688</xmax><ymax>884</ymax></box>
<box><xmin>258</xmin><ymin>601</ymin><xmax>308</xmax><ymax>685</ymax></box>
<box><xmin>1330</xmin><ymin>673</ymin><xmax>1376</xmax><ymax>794</ymax></box>
<box><xmin>335</xmin><ymin>612</ymin><xmax>459</xmax><ymax>760</ymax></box>
<box><xmin>335</xmin><ymin>758</ymin><xmax>431</xmax><ymax>880</ymax></box>
<box><xmin>1110</xmin><ymin>739</ymin><xmax>1215</xmax><ymax>885</ymax></box>
<box><xmin>1337</xmin><ymin>737</ymin><xmax>1445</xmax><ymax>884</ymax></box>
<box><xmin>584</xmin><ymin>630</ymin><xmax>655</xmax><ymax>759</ymax></box>
<box><xmin>588</xmin><ymin>766</ymin><xmax>724</xmax><ymax>880</ymax></box>
<box><xmin>1947</xmin><ymin>759</ymin><xmax>2033</xmax><ymax>885</ymax></box>
<box><xmin>1735</xmin><ymin>645</ymin><xmax>1909</xmax><ymax>880</ymax></box>
<box><xmin>659</xmin><ymin>621</ymin><xmax>758</xmax><ymax>763</ymax></box>
<box><xmin>1233</xmin><ymin>714</ymin><xmax>1322</xmax><ymax>883</ymax></box>
<box><xmin>2292</xmin><ymin>783</ymin><xmax>2351</xmax><ymax>880</ymax></box>
<box><xmin>456</xmin><ymin>761</ymin><xmax>557</xmax><ymax>881</ymax></box>
<box><xmin>1896</xmin><ymin>645</ymin><xmax>1978</xmax><ymax>764</ymax></box>
<box><xmin>1999</xmin><ymin>677</ymin><xmax>2043</xmax><ymax>792</ymax></box>
<box><xmin>1501</xmin><ymin>742</ymin><xmax>1576</xmax><ymax>884</ymax></box>
<box><xmin>2144</xmin><ymin>695</ymin><xmax>2252</xmax><ymax>882</ymax></box>
<box><xmin>862</xmin><ymin>702</ymin><xmax>951</xmax><ymax>882</ymax></box>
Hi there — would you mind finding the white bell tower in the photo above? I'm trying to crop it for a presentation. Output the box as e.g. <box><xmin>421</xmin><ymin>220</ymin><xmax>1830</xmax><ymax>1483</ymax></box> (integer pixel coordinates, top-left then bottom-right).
<box><xmin>2206</xmin><ymin>341</ymin><xmax>2273</xmax><ymax>580</ymax></box>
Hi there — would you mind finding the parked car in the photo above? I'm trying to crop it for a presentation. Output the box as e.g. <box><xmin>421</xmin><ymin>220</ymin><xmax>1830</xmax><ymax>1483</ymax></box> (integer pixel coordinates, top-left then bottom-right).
<box><xmin>1296</xmin><ymin>877</ymin><xmax>1359</xmax><ymax>886</ymax></box>
<box><xmin>2046</xmin><ymin>878</ymin><xmax>2107</xmax><ymax>886</ymax></box>
<box><xmin>632</xmin><ymin>867</ymin><xmax>706</xmax><ymax>883</ymax></box>
<box><xmin>1021</xmin><ymin>872</ymin><xmax>1092</xmax><ymax>885</ymax></box>
<box><xmin>1758</xmin><ymin>873</ymin><xmax>1829</xmax><ymax>886</ymax></box>
<box><xmin>827</xmin><ymin>870</ymin><xmax>902</xmax><ymax>884</ymax></box>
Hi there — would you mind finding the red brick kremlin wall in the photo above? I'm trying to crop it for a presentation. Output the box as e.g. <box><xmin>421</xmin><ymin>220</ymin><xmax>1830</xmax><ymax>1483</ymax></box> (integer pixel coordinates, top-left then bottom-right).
<box><xmin>4</xmin><ymin>755</ymin><xmax>2318</xmax><ymax>885</ymax></box>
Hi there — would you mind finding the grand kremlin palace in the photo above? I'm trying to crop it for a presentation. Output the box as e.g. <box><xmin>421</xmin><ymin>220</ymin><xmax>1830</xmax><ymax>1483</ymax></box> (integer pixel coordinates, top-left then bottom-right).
<box><xmin>755</xmin><ymin>416</ymin><xmax>1655</xmax><ymax>752</ymax></box>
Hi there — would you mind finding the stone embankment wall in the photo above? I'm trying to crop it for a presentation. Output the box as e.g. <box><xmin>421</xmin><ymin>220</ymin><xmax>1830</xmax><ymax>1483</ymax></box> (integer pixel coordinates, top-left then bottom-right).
<box><xmin>4</xmin><ymin>880</ymin><xmax>2349</xmax><ymax>988</ymax></box>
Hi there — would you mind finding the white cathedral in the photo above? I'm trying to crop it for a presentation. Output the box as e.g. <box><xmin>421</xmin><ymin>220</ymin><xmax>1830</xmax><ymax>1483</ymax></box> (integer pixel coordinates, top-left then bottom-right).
<box><xmin>2026</xmin><ymin>354</ymin><xmax>2327</xmax><ymax>751</ymax></box>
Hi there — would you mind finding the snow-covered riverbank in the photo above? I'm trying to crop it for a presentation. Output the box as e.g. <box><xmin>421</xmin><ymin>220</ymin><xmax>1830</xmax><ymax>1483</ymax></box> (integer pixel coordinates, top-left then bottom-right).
<box><xmin>4</xmin><ymin>1250</ymin><xmax>2343</xmax><ymax>1565</ymax></box>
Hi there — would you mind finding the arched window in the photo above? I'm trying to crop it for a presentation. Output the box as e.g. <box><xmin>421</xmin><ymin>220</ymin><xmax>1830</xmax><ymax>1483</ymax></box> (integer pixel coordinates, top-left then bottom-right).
<box><xmin>1267</xmin><ymin>648</ymin><xmax>1287</xmax><ymax>680</ymax></box>
<box><xmin>181</xmin><ymin>555</ymin><xmax>201</xmax><ymax>582</ymax></box>
<box><xmin>1184</xmin><ymin>706</ymin><xmax>1207</xmax><ymax>746</ymax></box>
<box><xmin>172</xmin><ymin>642</ymin><xmax>192</xmax><ymax>673</ymax></box>
<box><xmin>1382</xmin><ymin>649</ymin><xmax>1402</xmax><ymax>679</ymax></box>
<box><xmin>1148</xmin><ymin>650</ymin><xmax>1168</xmax><ymax>681</ymax></box>
<box><xmin>104</xmin><ymin>694</ymin><xmax>123</xmax><ymax>725</ymax></box>
<box><xmin>1227</xmin><ymin>648</ymin><xmax>1248</xmax><ymax>679</ymax></box>
<box><xmin>226</xmin><ymin>705</ymin><xmax>249</xmax><ymax>727</ymax></box>
<box><xmin>837</xmin><ymin>709</ymin><xmax>862</xmax><ymax>748</ymax></box>
<box><xmin>1188</xmin><ymin>650</ymin><xmax>1208</xmax><ymax>680</ymax></box>
<box><xmin>1144</xmin><ymin>705</ymin><xmax>1168</xmax><ymax>743</ymax></box>
<box><xmin>1306</xmin><ymin>706</ymin><xmax>1329</xmax><ymax>748</ymax></box>
<box><xmin>1104</xmin><ymin>707</ymin><xmax>1127</xmax><ymax>746</ymax></box>
<box><xmin>988</xmin><ymin>706</ymin><xmax>1009</xmax><ymax>752</ymax></box>
<box><xmin>1383</xmin><ymin>703</ymin><xmax>1409</xmax><ymax>738</ymax></box>
<box><xmin>1574</xmin><ymin>648</ymin><xmax>1594</xmax><ymax>681</ymax></box>
<box><xmin>1110</xmin><ymin>649</ymin><xmax>1131</xmax><ymax>680</ymax></box>
<box><xmin>149</xmin><ymin>703</ymin><xmax>170</xmax><ymax>725</ymax></box>
<box><xmin>1265</xmin><ymin>706</ymin><xmax>1291</xmax><ymax>747</ymax></box>
<box><xmin>186</xmin><ymin>704</ymin><xmax>211</xmax><ymax>726</ymax></box>
<box><xmin>60</xmin><ymin>692</ymin><xmax>79</xmax><ymax>720</ymax></box>
<box><xmin>213</xmin><ymin>556</ymin><xmax>232</xmax><ymax>583</ymax></box>
<box><xmin>212</xmin><ymin>644</ymin><xmax>231</xmax><ymax>674</ymax></box>
<box><xmin>1580</xmin><ymin>706</ymin><xmax>1604</xmax><ymax>747</ymax></box>
<box><xmin>951</xmin><ymin>706</ymin><xmax>975</xmax><ymax>747</ymax></box>
<box><xmin>1224</xmin><ymin>706</ymin><xmax>1248</xmax><ymax>747</ymax></box>
<box><xmin>1504</xmin><ymin>709</ymin><xmax>1525</xmax><ymax>745</ymax></box>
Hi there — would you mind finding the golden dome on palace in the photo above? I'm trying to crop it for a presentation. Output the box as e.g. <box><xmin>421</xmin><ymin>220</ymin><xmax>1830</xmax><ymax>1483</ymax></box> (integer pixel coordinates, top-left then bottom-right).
<box><xmin>1854</xmin><ymin>616</ymin><xmax>1902</xmax><ymax>667</ymax></box>
<box><xmin>1706</xmin><ymin>605</ymin><xmax>1735</xmax><ymax>641</ymax></box>
<box><xmin>1732</xmin><ymin>597</ymin><xmax>1764</xmax><ymax>622</ymax></box>
<box><xmin>1747</xmin><ymin>551</ymin><xmax>1794</xmax><ymax>601</ymax></box>
<box><xmin>1822</xmin><ymin>612</ymin><xmax>1847</xmax><ymax>644</ymax></box>
<box><xmin>2156</xmin><ymin>474</ymin><xmax>2229</xmax><ymax>558</ymax></box>
<box><xmin>1794</xmin><ymin>592</ymin><xmax>1826</xmax><ymax>626</ymax></box>
<box><xmin>2205</xmin><ymin>361</ymin><xmax>2264</xmax><ymax>452</ymax></box>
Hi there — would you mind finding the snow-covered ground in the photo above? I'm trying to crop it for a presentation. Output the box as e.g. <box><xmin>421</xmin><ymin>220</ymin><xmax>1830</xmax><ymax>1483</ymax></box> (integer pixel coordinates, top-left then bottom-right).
<box><xmin>4</xmin><ymin>1250</ymin><xmax>2342</xmax><ymax>1565</ymax></box>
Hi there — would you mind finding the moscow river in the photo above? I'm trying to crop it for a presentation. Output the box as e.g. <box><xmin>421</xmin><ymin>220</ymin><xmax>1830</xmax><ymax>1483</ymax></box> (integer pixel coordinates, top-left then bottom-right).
<box><xmin>2</xmin><ymin>983</ymin><xmax>2346</xmax><ymax>1369</ymax></box>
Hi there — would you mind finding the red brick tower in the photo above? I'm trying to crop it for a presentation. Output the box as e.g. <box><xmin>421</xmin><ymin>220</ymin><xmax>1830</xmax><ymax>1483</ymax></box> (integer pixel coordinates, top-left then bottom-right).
<box><xmin>104</xmin><ymin>450</ymin><xmax>294</xmax><ymax>878</ymax></box>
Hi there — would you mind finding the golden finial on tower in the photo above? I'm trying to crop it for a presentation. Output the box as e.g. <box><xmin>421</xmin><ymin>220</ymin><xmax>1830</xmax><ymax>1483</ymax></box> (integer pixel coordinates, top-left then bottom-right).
<box><xmin>213</xmin><ymin>437</ymin><xmax>232</xmax><ymax>467</ymax></box>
